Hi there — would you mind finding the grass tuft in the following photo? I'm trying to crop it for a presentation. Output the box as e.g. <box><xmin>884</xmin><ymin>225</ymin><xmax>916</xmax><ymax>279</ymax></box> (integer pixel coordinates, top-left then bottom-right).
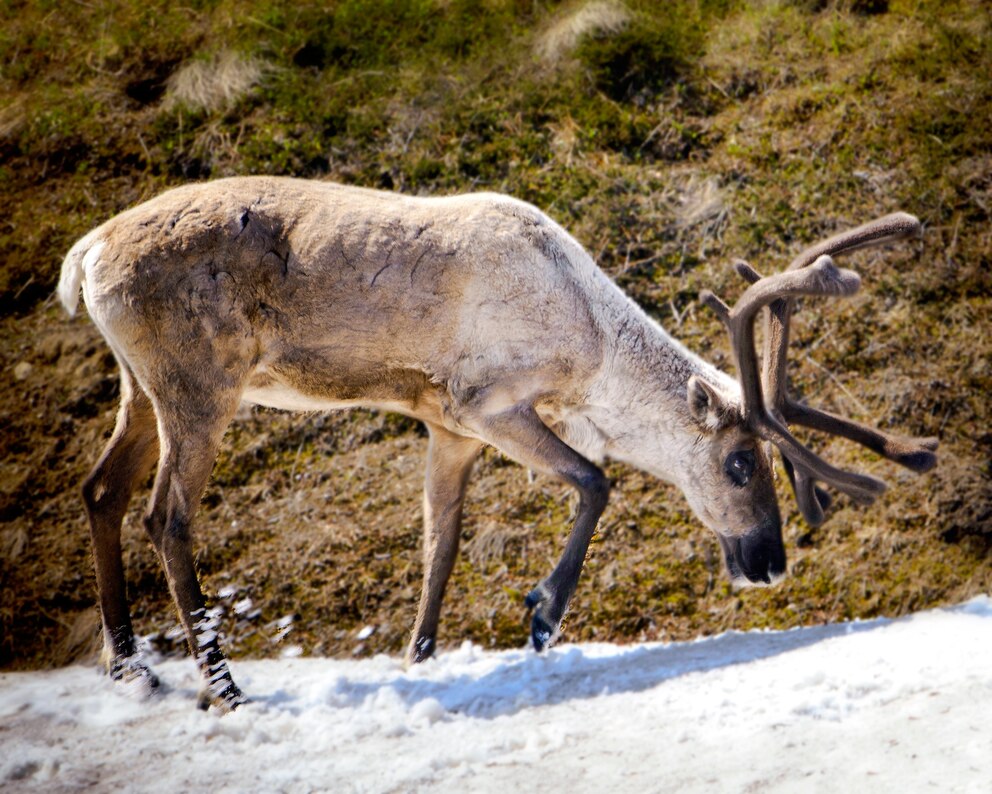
<box><xmin>163</xmin><ymin>51</ymin><xmax>268</xmax><ymax>113</ymax></box>
<box><xmin>536</xmin><ymin>1</ymin><xmax>632</xmax><ymax>65</ymax></box>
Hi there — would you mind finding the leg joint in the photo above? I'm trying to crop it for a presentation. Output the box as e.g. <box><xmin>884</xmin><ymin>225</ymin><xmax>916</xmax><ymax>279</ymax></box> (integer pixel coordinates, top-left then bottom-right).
<box><xmin>164</xmin><ymin>514</ymin><xmax>192</xmax><ymax>545</ymax></box>
<box><xmin>576</xmin><ymin>466</ymin><xmax>610</xmax><ymax>512</ymax></box>
<box><xmin>81</xmin><ymin>473</ymin><xmax>104</xmax><ymax>512</ymax></box>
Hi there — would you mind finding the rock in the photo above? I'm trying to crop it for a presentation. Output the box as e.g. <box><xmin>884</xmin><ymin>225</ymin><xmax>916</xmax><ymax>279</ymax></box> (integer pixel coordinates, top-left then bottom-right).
<box><xmin>13</xmin><ymin>361</ymin><xmax>32</xmax><ymax>381</ymax></box>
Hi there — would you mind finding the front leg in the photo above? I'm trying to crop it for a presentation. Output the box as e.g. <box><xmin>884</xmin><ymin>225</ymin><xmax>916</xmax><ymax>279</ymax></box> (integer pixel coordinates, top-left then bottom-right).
<box><xmin>477</xmin><ymin>405</ymin><xmax>610</xmax><ymax>651</ymax></box>
<box><xmin>406</xmin><ymin>424</ymin><xmax>482</xmax><ymax>665</ymax></box>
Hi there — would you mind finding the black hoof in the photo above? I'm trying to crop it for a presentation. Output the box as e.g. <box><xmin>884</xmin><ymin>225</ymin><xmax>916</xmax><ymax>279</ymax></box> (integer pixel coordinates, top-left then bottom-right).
<box><xmin>525</xmin><ymin>585</ymin><xmax>561</xmax><ymax>651</ymax></box>
<box><xmin>530</xmin><ymin>613</ymin><xmax>557</xmax><ymax>652</ymax></box>
<box><xmin>409</xmin><ymin>635</ymin><xmax>435</xmax><ymax>664</ymax></box>
<box><xmin>109</xmin><ymin>656</ymin><xmax>161</xmax><ymax>694</ymax></box>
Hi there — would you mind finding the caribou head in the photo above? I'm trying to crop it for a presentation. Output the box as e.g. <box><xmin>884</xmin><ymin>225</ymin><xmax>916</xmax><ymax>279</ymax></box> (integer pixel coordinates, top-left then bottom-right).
<box><xmin>685</xmin><ymin>213</ymin><xmax>937</xmax><ymax>584</ymax></box>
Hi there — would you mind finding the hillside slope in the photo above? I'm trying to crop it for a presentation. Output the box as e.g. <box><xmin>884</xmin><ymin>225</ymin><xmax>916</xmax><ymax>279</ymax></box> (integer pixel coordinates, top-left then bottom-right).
<box><xmin>0</xmin><ymin>0</ymin><xmax>989</xmax><ymax>669</ymax></box>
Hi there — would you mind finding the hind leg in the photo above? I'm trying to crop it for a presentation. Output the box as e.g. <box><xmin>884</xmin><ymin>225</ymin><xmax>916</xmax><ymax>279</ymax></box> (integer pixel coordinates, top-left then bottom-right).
<box><xmin>406</xmin><ymin>423</ymin><xmax>482</xmax><ymax>665</ymax></box>
<box><xmin>82</xmin><ymin>367</ymin><xmax>160</xmax><ymax>690</ymax></box>
<box><xmin>140</xmin><ymin>379</ymin><xmax>246</xmax><ymax>711</ymax></box>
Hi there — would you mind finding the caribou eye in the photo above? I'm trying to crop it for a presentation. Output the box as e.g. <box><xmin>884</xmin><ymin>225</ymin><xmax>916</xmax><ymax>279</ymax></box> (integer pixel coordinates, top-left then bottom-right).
<box><xmin>725</xmin><ymin>449</ymin><xmax>756</xmax><ymax>487</ymax></box>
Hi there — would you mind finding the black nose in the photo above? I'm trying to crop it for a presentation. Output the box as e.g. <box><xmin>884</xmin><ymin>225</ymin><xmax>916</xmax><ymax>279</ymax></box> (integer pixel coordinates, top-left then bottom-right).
<box><xmin>719</xmin><ymin>520</ymin><xmax>786</xmax><ymax>585</ymax></box>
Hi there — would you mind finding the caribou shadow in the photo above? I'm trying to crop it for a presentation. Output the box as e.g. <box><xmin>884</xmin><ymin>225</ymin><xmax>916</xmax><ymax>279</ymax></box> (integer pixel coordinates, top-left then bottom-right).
<box><xmin>257</xmin><ymin>616</ymin><xmax>893</xmax><ymax>721</ymax></box>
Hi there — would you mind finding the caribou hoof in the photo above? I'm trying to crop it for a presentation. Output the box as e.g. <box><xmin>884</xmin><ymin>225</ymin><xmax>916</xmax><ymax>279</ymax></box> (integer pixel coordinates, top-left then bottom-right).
<box><xmin>530</xmin><ymin>613</ymin><xmax>558</xmax><ymax>652</ymax></box>
<box><xmin>197</xmin><ymin>681</ymin><xmax>249</xmax><ymax>713</ymax></box>
<box><xmin>525</xmin><ymin>586</ymin><xmax>561</xmax><ymax>652</ymax></box>
<box><xmin>407</xmin><ymin>635</ymin><xmax>436</xmax><ymax>666</ymax></box>
<box><xmin>108</xmin><ymin>654</ymin><xmax>161</xmax><ymax>697</ymax></box>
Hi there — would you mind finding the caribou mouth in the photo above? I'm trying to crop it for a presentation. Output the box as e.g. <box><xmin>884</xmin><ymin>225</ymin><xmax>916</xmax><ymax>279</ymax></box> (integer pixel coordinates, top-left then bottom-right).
<box><xmin>717</xmin><ymin>527</ymin><xmax>786</xmax><ymax>587</ymax></box>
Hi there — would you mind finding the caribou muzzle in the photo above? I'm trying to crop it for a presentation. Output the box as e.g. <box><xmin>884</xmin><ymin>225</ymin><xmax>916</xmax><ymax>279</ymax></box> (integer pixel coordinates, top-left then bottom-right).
<box><xmin>718</xmin><ymin>519</ymin><xmax>786</xmax><ymax>585</ymax></box>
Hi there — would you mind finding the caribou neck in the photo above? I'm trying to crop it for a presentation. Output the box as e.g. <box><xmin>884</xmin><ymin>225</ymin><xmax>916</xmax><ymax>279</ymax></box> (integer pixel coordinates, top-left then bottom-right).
<box><xmin>579</xmin><ymin>302</ymin><xmax>739</xmax><ymax>485</ymax></box>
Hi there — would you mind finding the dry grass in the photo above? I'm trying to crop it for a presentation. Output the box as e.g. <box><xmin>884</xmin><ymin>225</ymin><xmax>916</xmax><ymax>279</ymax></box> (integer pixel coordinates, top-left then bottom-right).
<box><xmin>535</xmin><ymin>0</ymin><xmax>631</xmax><ymax>65</ymax></box>
<box><xmin>163</xmin><ymin>51</ymin><xmax>267</xmax><ymax>113</ymax></box>
<box><xmin>674</xmin><ymin>175</ymin><xmax>729</xmax><ymax>251</ymax></box>
<box><xmin>0</xmin><ymin>97</ymin><xmax>26</xmax><ymax>142</ymax></box>
<box><xmin>464</xmin><ymin>522</ymin><xmax>530</xmax><ymax>568</ymax></box>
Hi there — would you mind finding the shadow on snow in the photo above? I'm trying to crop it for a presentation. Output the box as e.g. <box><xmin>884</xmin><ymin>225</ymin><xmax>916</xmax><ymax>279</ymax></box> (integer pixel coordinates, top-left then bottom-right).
<box><xmin>256</xmin><ymin>616</ymin><xmax>893</xmax><ymax>721</ymax></box>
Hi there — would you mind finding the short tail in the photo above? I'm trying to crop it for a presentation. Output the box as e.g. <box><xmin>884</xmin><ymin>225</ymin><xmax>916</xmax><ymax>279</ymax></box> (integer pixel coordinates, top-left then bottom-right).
<box><xmin>58</xmin><ymin>230</ymin><xmax>104</xmax><ymax>317</ymax></box>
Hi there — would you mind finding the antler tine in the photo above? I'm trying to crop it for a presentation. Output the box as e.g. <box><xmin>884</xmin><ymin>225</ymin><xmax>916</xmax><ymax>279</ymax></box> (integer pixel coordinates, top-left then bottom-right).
<box><xmin>749</xmin><ymin>403</ymin><xmax>887</xmax><ymax>506</ymax></box>
<box><xmin>720</xmin><ymin>256</ymin><xmax>863</xmax><ymax>416</ymax></box>
<box><xmin>774</xmin><ymin>214</ymin><xmax>922</xmax><ymax>409</ymax></box>
<box><xmin>787</xmin><ymin>212</ymin><xmax>921</xmax><ymax>272</ymax></box>
<box><xmin>781</xmin><ymin>401</ymin><xmax>939</xmax><ymax>472</ymax></box>
<box><xmin>733</xmin><ymin>259</ymin><xmax>762</xmax><ymax>284</ymax></box>
<box><xmin>754</xmin><ymin>270</ymin><xmax>829</xmax><ymax>522</ymax></box>
<box><xmin>705</xmin><ymin>255</ymin><xmax>887</xmax><ymax>507</ymax></box>
<box><xmin>727</xmin><ymin>212</ymin><xmax>935</xmax><ymax>525</ymax></box>
<box><xmin>779</xmin><ymin>455</ymin><xmax>833</xmax><ymax>527</ymax></box>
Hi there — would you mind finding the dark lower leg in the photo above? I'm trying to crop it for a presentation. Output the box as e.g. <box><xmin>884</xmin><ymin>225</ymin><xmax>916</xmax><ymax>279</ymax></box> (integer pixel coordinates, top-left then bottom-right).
<box><xmin>82</xmin><ymin>391</ymin><xmax>158</xmax><ymax>676</ymax></box>
<box><xmin>408</xmin><ymin>426</ymin><xmax>481</xmax><ymax>664</ymax></box>
<box><xmin>524</xmin><ymin>472</ymin><xmax>608</xmax><ymax>648</ymax></box>
<box><xmin>477</xmin><ymin>405</ymin><xmax>610</xmax><ymax>651</ymax></box>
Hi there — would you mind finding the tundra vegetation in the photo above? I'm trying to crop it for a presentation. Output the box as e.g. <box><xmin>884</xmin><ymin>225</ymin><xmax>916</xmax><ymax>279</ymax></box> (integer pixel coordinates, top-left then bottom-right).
<box><xmin>0</xmin><ymin>0</ymin><xmax>989</xmax><ymax>671</ymax></box>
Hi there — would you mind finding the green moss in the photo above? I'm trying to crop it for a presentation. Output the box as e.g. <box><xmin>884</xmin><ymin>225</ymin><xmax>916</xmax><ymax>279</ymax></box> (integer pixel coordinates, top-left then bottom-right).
<box><xmin>574</xmin><ymin>3</ymin><xmax>705</xmax><ymax>102</ymax></box>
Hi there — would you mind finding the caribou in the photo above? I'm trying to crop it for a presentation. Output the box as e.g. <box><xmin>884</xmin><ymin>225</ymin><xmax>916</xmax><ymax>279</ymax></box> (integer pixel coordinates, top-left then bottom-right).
<box><xmin>58</xmin><ymin>177</ymin><xmax>936</xmax><ymax>710</ymax></box>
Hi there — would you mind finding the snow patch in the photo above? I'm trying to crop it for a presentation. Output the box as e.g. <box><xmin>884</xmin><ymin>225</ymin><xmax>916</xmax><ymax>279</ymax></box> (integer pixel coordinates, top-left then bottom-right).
<box><xmin>0</xmin><ymin>597</ymin><xmax>989</xmax><ymax>793</ymax></box>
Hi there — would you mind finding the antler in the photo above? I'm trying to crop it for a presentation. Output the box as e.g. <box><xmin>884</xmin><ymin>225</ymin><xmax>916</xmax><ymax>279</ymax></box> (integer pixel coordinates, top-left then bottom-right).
<box><xmin>702</xmin><ymin>213</ymin><xmax>938</xmax><ymax>526</ymax></box>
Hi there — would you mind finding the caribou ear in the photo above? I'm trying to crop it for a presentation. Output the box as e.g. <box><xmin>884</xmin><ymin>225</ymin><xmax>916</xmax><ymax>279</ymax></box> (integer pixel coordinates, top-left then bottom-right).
<box><xmin>687</xmin><ymin>376</ymin><xmax>739</xmax><ymax>430</ymax></box>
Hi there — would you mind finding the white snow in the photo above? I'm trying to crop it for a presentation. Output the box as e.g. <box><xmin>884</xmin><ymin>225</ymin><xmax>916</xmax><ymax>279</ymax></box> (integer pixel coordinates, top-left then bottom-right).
<box><xmin>356</xmin><ymin>625</ymin><xmax>376</xmax><ymax>641</ymax></box>
<box><xmin>1</xmin><ymin>598</ymin><xmax>990</xmax><ymax>793</ymax></box>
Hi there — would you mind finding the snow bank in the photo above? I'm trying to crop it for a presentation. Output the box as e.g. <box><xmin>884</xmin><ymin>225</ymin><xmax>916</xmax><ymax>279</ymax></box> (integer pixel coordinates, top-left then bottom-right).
<box><xmin>1</xmin><ymin>598</ymin><xmax>990</xmax><ymax>793</ymax></box>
